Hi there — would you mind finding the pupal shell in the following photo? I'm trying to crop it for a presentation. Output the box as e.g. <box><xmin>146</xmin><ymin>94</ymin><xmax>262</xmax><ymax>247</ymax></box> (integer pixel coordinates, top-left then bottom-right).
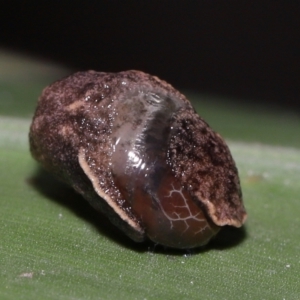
<box><xmin>29</xmin><ymin>70</ymin><xmax>247</xmax><ymax>249</ymax></box>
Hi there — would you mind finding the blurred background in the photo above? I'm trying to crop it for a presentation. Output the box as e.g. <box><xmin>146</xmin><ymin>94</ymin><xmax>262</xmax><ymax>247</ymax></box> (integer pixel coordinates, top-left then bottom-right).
<box><xmin>0</xmin><ymin>1</ymin><xmax>299</xmax><ymax>112</ymax></box>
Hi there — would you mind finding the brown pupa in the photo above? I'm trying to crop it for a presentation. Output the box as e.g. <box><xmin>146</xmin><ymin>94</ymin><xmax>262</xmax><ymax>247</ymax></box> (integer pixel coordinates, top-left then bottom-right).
<box><xmin>29</xmin><ymin>70</ymin><xmax>247</xmax><ymax>249</ymax></box>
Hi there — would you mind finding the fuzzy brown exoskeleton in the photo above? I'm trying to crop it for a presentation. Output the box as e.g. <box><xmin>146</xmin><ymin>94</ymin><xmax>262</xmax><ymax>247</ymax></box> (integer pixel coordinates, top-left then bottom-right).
<box><xmin>29</xmin><ymin>70</ymin><xmax>247</xmax><ymax>249</ymax></box>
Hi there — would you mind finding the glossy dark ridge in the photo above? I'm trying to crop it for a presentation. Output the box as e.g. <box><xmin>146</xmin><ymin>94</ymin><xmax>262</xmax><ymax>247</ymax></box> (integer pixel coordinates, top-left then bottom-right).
<box><xmin>29</xmin><ymin>70</ymin><xmax>247</xmax><ymax>249</ymax></box>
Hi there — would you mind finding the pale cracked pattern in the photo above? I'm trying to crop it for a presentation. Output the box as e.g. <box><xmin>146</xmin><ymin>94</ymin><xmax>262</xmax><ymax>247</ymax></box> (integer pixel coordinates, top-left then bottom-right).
<box><xmin>162</xmin><ymin>184</ymin><xmax>209</xmax><ymax>233</ymax></box>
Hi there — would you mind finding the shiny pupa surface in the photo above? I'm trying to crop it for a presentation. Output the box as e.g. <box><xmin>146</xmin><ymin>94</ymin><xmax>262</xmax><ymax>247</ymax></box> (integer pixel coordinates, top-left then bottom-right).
<box><xmin>29</xmin><ymin>70</ymin><xmax>247</xmax><ymax>249</ymax></box>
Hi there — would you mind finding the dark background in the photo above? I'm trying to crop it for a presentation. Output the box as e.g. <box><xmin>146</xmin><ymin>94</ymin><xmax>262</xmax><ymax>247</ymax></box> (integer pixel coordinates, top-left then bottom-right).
<box><xmin>1</xmin><ymin>1</ymin><xmax>300</xmax><ymax>111</ymax></box>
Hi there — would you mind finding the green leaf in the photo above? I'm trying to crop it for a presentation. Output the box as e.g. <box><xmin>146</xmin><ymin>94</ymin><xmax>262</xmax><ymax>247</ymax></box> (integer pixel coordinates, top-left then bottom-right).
<box><xmin>1</xmin><ymin>51</ymin><xmax>299</xmax><ymax>300</ymax></box>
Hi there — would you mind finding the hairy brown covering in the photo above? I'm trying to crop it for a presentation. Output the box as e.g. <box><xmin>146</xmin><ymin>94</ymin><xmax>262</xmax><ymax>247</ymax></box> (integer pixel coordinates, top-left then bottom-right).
<box><xmin>29</xmin><ymin>71</ymin><xmax>155</xmax><ymax>242</ymax></box>
<box><xmin>168</xmin><ymin>109</ymin><xmax>247</xmax><ymax>227</ymax></box>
